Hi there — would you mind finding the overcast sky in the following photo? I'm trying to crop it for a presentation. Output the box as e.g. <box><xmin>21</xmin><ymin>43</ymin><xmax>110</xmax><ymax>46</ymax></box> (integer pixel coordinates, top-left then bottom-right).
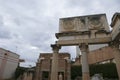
<box><xmin>0</xmin><ymin>0</ymin><xmax>120</xmax><ymax>67</ymax></box>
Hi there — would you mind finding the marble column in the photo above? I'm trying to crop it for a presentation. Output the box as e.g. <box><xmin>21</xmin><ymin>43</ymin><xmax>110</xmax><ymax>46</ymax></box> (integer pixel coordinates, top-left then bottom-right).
<box><xmin>79</xmin><ymin>43</ymin><xmax>90</xmax><ymax>80</ymax></box>
<box><xmin>112</xmin><ymin>46</ymin><xmax>120</xmax><ymax>79</ymax></box>
<box><xmin>50</xmin><ymin>44</ymin><xmax>61</xmax><ymax>80</ymax></box>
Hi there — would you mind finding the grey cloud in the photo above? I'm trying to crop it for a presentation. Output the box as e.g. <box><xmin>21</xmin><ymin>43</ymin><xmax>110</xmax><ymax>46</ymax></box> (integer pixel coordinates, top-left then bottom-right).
<box><xmin>0</xmin><ymin>17</ymin><xmax>11</xmax><ymax>39</ymax></box>
<box><xmin>66</xmin><ymin>0</ymin><xmax>91</xmax><ymax>8</ymax></box>
<box><xmin>0</xmin><ymin>0</ymin><xmax>120</xmax><ymax>67</ymax></box>
<box><xmin>28</xmin><ymin>33</ymin><xmax>54</xmax><ymax>52</ymax></box>
<box><xmin>0</xmin><ymin>30</ymin><xmax>11</xmax><ymax>39</ymax></box>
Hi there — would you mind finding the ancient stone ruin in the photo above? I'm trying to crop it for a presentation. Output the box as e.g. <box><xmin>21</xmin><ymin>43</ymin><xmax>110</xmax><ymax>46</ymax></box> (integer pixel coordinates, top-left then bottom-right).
<box><xmin>50</xmin><ymin>13</ymin><xmax>120</xmax><ymax>80</ymax></box>
<box><xmin>24</xmin><ymin>13</ymin><xmax>120</xmax><ymax>80</ymax></box>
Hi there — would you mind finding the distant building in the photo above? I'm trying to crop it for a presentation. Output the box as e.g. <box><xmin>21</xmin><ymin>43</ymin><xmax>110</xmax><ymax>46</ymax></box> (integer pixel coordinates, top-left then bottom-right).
<box><xmin>34</xmin><ymin>53</ymin><xmax>71</xmax><ymax>80</ymax></box>
<box><xmin>76</xmin><ymin>44</ymin><xmax>108</xmax><ymax>58</ymax></box>
<box><xmin>74</xmin><ymin>46</ymin><xmax>115</xmax><ymax>65</ymax></box>
<box><xmin>0</xmin><ymin>48</ymin><xmax>20</xmax><ymax>79</ymax></box>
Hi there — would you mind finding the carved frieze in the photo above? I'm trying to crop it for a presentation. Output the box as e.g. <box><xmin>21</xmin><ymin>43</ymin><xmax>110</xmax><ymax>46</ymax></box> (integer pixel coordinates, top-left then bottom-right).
<box><xmin>59</xmin><ymin>14</ymin><xmax>109</xmax><ymax>33</ymax></box>
<box><xmin>62</xmin><ymin>18</ymin><xmax>75</xmax><ymax>31</ymax></box>
<box><xmin>88</xmin><ymin>16</ymin><xmax>104</xmax><ymax>30</ymax></box>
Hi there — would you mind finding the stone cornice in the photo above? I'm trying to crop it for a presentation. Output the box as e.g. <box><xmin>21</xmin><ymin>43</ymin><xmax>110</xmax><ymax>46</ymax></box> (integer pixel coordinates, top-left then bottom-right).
<box><xmin>55</xmin><ymin>31</ymin><xmax>91</xmax><ymax>39</ymax></box>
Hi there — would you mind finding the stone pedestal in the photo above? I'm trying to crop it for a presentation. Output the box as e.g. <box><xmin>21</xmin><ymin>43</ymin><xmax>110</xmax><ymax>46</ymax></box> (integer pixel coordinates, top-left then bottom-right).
<box><xmin>50</xmin><ymin>45</ymin><xmax>61</xmax><ymax>80</ymax></box>
<box><xmin>79</xmin><ymin>43</ymin><xmax>90</xmax><ymax>80</ymax></box>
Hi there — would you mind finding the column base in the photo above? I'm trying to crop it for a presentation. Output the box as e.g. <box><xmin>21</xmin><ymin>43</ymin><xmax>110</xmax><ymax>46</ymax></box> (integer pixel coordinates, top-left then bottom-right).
<box><xmin>82</xmin><ymin>72</ymin><xmax>90</xmax><ymax>80</ymax></box>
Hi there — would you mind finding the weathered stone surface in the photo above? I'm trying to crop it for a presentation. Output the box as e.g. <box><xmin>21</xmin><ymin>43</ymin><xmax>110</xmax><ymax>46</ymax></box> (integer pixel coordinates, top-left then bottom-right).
<box><xmin>56</xmin><ymin>36</ymin><xmax>111</xmax><ymax>46</ymax></box>
<box><xmin>59</xmin><ymin>14</ymin><xmax>109</xmax><ymax>33</ymax></box>
<box><xmin>79</xmin><ymin>44</ymin><xmax>90</xmax><ymax>80</ymax></box>
<box><xmin>35</xmin><ymin>53</ymin><xmax>71</xmax><ymax>80</ymax></box>
<box><xmin>111</xmin><ymin>13</ymin><xmax>120</xmax><ymax>41</ymax></box>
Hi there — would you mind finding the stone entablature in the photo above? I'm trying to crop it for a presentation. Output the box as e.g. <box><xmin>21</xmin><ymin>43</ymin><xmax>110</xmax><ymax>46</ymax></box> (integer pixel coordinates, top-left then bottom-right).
<box><xmin>38</xmin><ymin>53</ymin><xmax>70</xmax><ymax>60</ymax></box>
<box><xmin>59</xmin><ymin>14</ymin><xmax>109</xmax><ymax>33</ymax></box>
<box><xmin>56</xmin><ymin>14</ymin><xmax>111</xmax><ymax>46</ymax></box>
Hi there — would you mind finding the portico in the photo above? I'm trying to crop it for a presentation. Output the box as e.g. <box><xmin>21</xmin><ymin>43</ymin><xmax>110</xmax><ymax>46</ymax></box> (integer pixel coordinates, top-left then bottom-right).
<box><xmin>50</xmin><ymin>14</ymin><xmax>113</xmax><ymax>80</ymax></box>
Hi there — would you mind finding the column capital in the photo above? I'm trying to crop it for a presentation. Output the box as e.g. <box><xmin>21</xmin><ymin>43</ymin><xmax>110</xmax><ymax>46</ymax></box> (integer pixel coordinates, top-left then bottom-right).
<box><xmin>51</xmin><ymin>44</ymin><xmax>61</xmax><ymax>53</ymax></box>
<box><xmin>79</xmin><ymin>43</ymin><xmax>88</xmax><ymax>52</ymax></box>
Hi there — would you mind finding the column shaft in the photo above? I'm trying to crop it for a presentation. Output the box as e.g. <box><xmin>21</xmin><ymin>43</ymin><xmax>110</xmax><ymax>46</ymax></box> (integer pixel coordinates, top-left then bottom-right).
<box><xmin>50</xmin><ymin>45</ymin><xmax>60</xmax><ymax>80</ymax></box>
<box><xmin>67</xmin><ymin>61</ymin><xmax>71</xmax><ymax>80</ymax></box>
<box><xmin>51</xmin><ymin>52</ymin><xmax>58</xmax><ymax>80</ymax></box>
<box><xmin>79</xmin><ymin>44</ymin><xmax>90</xmax><ymax>80</ymax></box>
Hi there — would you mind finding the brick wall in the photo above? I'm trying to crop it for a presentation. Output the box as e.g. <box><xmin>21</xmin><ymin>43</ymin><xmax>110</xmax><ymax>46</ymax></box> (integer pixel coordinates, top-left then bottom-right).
<box><xmin>73</xmin><ymin>46</ymin><xmax>114</xmax><ymax>65</ymax></box>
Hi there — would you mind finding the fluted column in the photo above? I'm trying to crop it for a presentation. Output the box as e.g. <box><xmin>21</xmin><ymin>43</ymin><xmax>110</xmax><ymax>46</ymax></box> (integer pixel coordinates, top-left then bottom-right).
<box><xmin>79</xmin><ymin>43</ymin><xmax>90</xmax><ymax>80</ymax></box>
<box><xmin>50</xmin><ymin>44</ymin><xmax>61</xmax><ymax>80</ymax></box>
